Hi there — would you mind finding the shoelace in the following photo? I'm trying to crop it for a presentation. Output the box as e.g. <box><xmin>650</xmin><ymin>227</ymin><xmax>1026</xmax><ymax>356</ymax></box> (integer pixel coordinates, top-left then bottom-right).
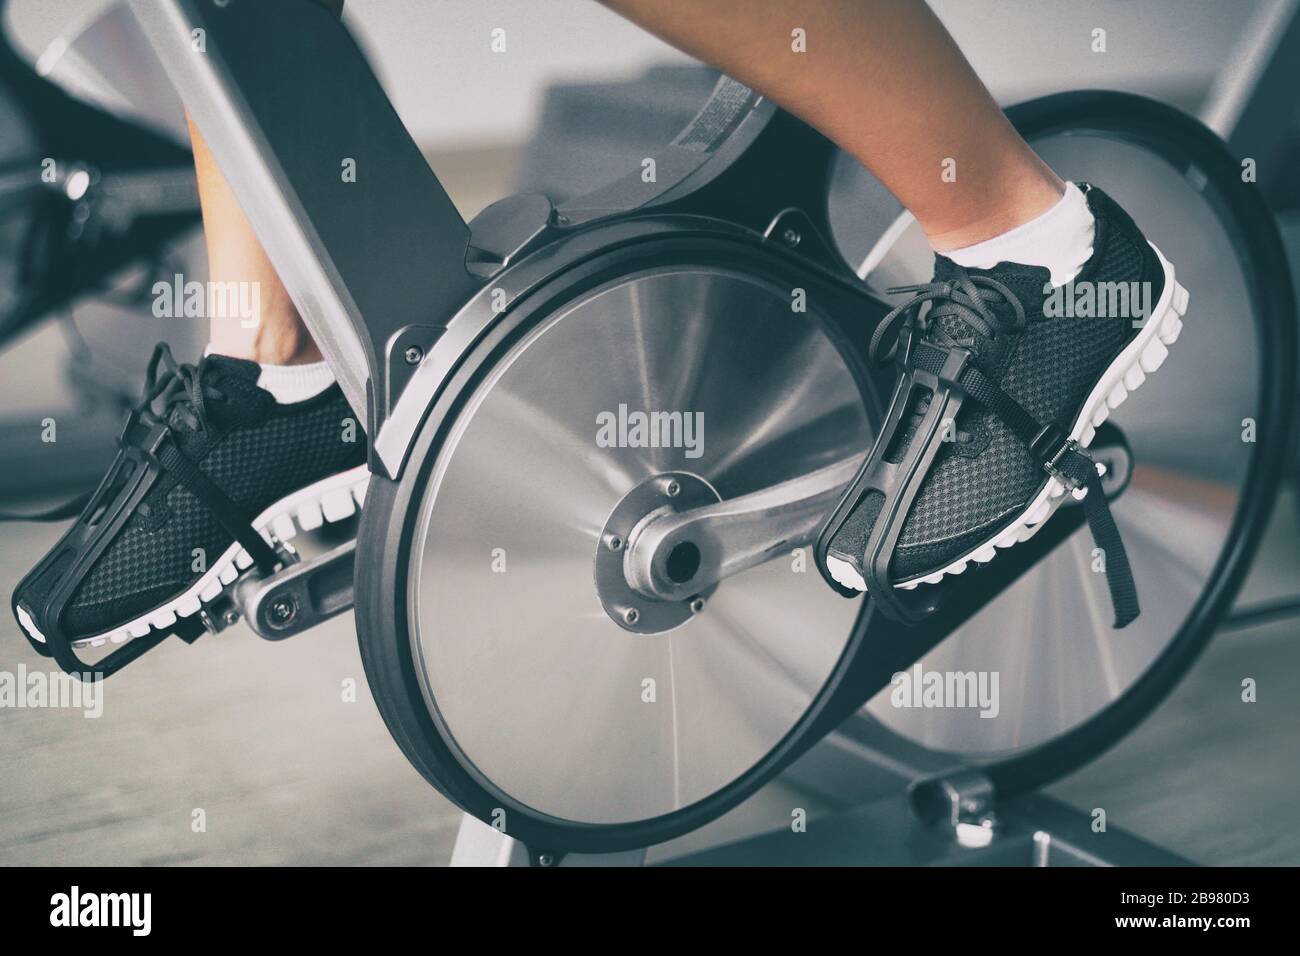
<box><xmin>869</xmin><ymin>272</ymin><xmax>1027</xmax><ymax>365</ymax></box>
<box><xmin>137</xmin><ymin>342</ymin><xmax>228</xmax><ymax>434</ymax></box>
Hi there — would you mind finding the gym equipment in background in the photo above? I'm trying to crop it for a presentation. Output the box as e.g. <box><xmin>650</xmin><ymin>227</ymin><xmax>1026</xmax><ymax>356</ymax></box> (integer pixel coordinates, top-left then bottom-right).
<box><xmin>0</xmin><ymin>0</ymin><xmax>200</xmax><ymax>497</ymax></box>
<box><xmin>118</xmin><ymin>0</ymin><xmax>1294</xmax><ymax>863</ymax></box>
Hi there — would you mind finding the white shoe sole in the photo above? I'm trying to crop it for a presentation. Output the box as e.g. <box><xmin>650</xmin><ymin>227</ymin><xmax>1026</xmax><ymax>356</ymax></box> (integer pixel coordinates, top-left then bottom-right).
<box><xmin>827</xmin><ymin>242</ymin><xmax>1187</xmax><ymax>594</ymax></box>
<box><xmin>17</xmin><ymin>465</ymin><xmax>370</xmax><ymax>650</ymax></box>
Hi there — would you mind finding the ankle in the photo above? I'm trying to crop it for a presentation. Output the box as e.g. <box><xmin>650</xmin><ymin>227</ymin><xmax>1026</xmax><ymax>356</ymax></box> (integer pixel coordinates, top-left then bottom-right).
<box><xmin>939</xmin><ymin>181</ymin><xmax>1095</xmax><ymax>287</ymax></box>
<box><xmin>209</xmin><ymin>325</ymin><xmax>323</xmax><ymax>366</ymax></box>
<box><xmin>244</xmin><ymin>341</ymin><xmax>325</xmax><ymax>366</ymax></box>
<box><xmin>924</xmin><ymin>169</ymin><xmax>1066</xmax><ymax>253</ymax></box>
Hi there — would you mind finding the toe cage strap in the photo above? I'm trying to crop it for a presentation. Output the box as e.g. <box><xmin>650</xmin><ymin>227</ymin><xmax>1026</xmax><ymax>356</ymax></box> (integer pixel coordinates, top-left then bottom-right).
<box><xmin>953</xmin><ymin>362</ymin><xmax>1140</xmax><ymax>628</ymax></box>
<box><xmin>157</xmin><ymin>442</ymin><xmax>281</xmax><ymax>574</ymax></box>
<box><xmin>1078</xmin><ymin>466</ymin><xmax>1140</xmax><ymax>628</ymax></box>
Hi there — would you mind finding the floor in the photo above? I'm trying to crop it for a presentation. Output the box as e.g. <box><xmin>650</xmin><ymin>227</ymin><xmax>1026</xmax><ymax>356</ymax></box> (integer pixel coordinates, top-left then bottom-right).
<box><xmin>1049</xmin><ymin>617</ymin><xmax>1300</xmax><ymax>866</ymax></box>
<box><xmin>1045</xmin><ymin>489</ymin><xmax>1300</xmax><ymax>867</ymax></box>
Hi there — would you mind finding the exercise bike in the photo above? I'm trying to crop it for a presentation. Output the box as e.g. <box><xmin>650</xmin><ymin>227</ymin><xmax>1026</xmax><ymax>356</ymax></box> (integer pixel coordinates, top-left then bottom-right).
<box><xmin>109</xmin><ymin>0</ymin><xmax>1293</xmax><ymax>861</ymax></box>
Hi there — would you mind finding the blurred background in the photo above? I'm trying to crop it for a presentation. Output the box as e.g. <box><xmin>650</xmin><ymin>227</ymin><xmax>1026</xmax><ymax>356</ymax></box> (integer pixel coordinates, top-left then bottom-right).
<box><xmin>1</xmin><ymin>0</ymin><xmax>1298</xmax><ymax>865</ymax></box>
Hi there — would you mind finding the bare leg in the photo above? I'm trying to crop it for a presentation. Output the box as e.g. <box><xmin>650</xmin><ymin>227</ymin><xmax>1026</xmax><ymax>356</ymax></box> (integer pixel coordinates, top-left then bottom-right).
<box><xmin>189</xmin><ymin>118</ymin><xmax>322</xmax><ymax>364</ymax></box>
<box><xmin>187</xmin><ymin>0</ymin><xmax>343</xmax><ymax>364</ymax></box>
<box><xmin>598</xmin><ymin>0</ymin><xmax>1064</xmax><ymax>251</ymax></box>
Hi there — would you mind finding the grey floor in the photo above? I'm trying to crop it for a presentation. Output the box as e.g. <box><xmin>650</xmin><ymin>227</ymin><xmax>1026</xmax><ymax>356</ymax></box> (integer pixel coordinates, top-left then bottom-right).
<box><xmin>1047</xmin><ymin>493</ymin><xmax>1300</xmax><ymax>867</ymax></box>
<box><xmin>1051</xmin><ymin>617</ymin><xmax>1300</xmax><ymax>867</ymax></box>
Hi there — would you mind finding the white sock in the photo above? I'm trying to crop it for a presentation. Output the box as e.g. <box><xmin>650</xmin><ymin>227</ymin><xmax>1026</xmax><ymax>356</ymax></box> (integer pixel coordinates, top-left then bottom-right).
<box><xmin>944</xmin><ymin>182</ymin><xmax>1095</xmax><ymax>287</ymax></box>
<box><xmin>201</xmin><ymin>345</ymin><xmax>336</xmax><ymax>403</ymax></box>
<box><xmin>255</xmin><ymin>360</ymin><xmax>335</xmax><ymax>403</ymax></box>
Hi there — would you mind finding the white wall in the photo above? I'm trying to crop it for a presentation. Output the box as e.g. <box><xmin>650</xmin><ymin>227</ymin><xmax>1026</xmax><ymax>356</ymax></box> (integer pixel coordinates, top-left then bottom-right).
<box><xmin>5</xmin><ymin>0</ymin><xmax>1269</xmax><ymax>149</ymax></box>
<box><xmin>5</xmin><ymin>0</ymin><xmax>690</xmax><ymax>149</ymax></box>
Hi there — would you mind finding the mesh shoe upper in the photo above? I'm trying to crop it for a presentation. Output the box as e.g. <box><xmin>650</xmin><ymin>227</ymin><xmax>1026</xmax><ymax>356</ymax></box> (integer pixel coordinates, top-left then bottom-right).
<box><xmin>831</xmin><ymin>184</ymin><xmax>1164</xmax><ymax>580</ymax></box>
<box><xmin>48</xmin><ymin>353</ymin><xmax>364</xmax><ymax>638</ymax></box>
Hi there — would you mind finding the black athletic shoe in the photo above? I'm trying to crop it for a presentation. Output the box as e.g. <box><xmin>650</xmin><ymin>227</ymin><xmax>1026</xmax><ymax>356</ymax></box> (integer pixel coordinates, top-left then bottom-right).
<box><xmin>12</xmin><ymin>344</ymin><xmax>368</xmax><ymax>656</ymax></box>
<box><xmin>816</xmin><ymin>184</ymin><xmax>1188</xmax><ymax>627</ymax></box>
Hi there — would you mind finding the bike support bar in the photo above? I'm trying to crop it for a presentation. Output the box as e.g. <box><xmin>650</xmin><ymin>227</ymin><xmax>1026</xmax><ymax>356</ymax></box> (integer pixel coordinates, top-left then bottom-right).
<box><xmin>128</xmin><ymin>0</ymin><xmax>483</xmax><ymax>453</ymax></box>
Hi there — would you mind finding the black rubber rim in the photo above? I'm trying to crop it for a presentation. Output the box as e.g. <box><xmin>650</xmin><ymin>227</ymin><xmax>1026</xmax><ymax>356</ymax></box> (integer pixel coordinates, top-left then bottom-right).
<box><xmin>964</xmin><ymin>91</ymin><xmax>1296</xmax><ymax>797</ymax></box>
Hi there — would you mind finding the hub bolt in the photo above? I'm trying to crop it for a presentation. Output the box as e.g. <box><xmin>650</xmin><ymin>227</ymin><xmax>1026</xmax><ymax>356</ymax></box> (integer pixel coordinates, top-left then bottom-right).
<box><xmin>623</xmin><ymin>607</ymin><xmax>640</xmax><ymax>625</ymax></box>
<box><xmin>664</xmin><ymin>479</ymin><xmax>681</xmax><ymax>498</ymax></box>
<box><xmin>267</xmin><ymin>595</ymin><xmax>298</xmax><ymax>630</ymax></box>
<box><xmin>688</xmin><ymin>596</ymin><xmax>706</xmax><ymax>614</ymax></box>
<box><xmin>404</xmin><ymin>345</ymin><xmax>424</xmax><ymax>365</ymax></box>
<box><xmin>782</xmin><ymin>227</ymin><xmax>801</xmax><ymax>248</ymax></box>
<box><xmin>222</xmin><ymin>610</ymin><xmax>239</xmax><ymax>627</ymax></box>
<box><xmin>605</xmin><ymin>534</ymin><xmax>623</xmax><ymax>552</ymax></box>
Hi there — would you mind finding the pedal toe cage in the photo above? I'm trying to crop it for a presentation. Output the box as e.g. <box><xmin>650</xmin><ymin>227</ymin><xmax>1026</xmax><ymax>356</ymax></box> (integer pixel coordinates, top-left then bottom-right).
<box><xmin>13</xmin><ymin>409</ymin><xmax>285</xmax><ymax>679</ymax></box>
<box><xmin>816</xmin><ymin>333</ymin><xmax>973</xmax><ymax>624</ymax></box>
<box><xmin>815</xmin><ymin>330</ymin><xmax>1140</xmax><ymax>629</ymax></box>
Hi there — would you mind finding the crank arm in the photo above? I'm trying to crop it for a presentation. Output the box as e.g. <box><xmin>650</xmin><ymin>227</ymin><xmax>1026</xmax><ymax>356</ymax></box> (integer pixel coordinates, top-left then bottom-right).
<box><xmin>212</xmin><ymin>433</ymin><xmax>1127</xmax><ymax>638</ymax></box>
<box><xmin>625</xmin><ymin>426</ymin><xmax>1133</xmax><ymax>603</ymax></box>
<box><xmin>625</xmin><ymin>456</ymin><xmax>861</xmax><ymax>602</ymax></box>
<box><xmin>230</xmin><ymin>539</ymin><xmax>357</xmax><ymax>641</ymax></box>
